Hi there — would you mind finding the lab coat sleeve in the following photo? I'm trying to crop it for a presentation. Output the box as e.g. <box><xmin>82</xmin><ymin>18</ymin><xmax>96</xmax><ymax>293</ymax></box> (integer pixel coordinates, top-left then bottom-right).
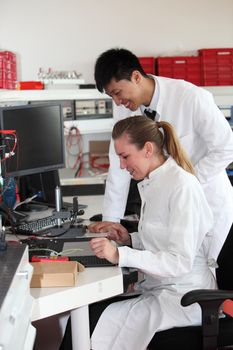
<box><xmin>102</xmin><ymin>138</ymin><xmax>131</xmax><ymax>221</ymax></box>
<box><xmin>130</xmin><ymin>231</ymin><xmax>145</xmax><ymax>250</ymax></box>
<box><xmin>118</xmin><ymin>182</ymin><xmax>213</xmax><ymax>278</ymax></box>
<box><xmin>102</xmin><ymin>103</ymin><xmax>140</xmax><ymax>221</ymax></box>
<box><xmin>192</xmin><ymin>89</ymin><xmax>233</xmax><ymax>183</ymax></box>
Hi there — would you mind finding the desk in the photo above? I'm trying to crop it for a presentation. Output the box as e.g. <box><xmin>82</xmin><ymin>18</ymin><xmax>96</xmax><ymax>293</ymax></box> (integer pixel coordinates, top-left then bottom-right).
<box><xmin>31</xmin><ymin>267</ymin><xmax>123</xmax><ymax>350</ymax></box>
<box><xmin>30</xmin><ymin>195</ymin><xmax>124</xmax><ymax>350</ymax></box>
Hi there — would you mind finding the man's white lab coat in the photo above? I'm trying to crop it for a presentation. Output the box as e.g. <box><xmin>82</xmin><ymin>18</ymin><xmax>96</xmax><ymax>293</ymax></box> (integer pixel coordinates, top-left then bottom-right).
<box><xmin>92</xmin><ymin>157</ymin><xmax>216</xmax><ymax>350</ymax></box>
<box><xmin>103</xmin><ymin>76</ymin><xmax>233</xmax><ymax>261</ymax></box>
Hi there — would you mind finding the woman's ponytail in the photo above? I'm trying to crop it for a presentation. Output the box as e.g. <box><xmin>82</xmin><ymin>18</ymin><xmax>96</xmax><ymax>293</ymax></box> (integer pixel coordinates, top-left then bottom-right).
<box><xmin>158</xmin><ymin>121</ymin><xmax>195</xmax><ymax>175</ymax></box>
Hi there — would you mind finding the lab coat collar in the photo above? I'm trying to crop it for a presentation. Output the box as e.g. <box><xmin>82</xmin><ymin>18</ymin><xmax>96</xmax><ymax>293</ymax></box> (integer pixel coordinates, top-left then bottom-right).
<box><xmin>140</xmin><ymin>75</ymin><xmax>160</xmax><ymax>120</ymax></box>
<box><xmin>141</xmin><ymin>156</ymin><xmax>175</xmax><ymax>186</ymax></box>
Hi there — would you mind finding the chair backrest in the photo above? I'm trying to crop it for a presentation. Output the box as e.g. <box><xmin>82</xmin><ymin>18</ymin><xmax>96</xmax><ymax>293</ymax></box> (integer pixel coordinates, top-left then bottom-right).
<box><xmin>216</xmin><ymin>224</ymin><xmax>233</xmax><ymax>290</ymax></box>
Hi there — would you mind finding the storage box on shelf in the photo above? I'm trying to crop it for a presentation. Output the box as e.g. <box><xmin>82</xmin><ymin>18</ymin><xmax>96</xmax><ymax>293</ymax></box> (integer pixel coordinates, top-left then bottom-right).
<box><xmin>138</xmin><ymin>57</ymin><xmax>156</xmax><ymax>74</ymax></box>
<box><xmin>199</xmin><ymin>48</ymin><xmax>233</xmax><ymax>86</ymax></box>
<box><xmin>0</xmin><ymin>51</ymin><xmax>17</xmax><ymax>90</ymax></box>
<box><xmin>156</xmin><ymin>56</ymin><xmax>202</xmax><ymax>86</ymax></box>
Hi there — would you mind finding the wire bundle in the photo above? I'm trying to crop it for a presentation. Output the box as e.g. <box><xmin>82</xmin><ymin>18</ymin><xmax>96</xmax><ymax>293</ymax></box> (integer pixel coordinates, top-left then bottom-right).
<box><xmin>65</xmin><ymin>126</ymin><xmax>84</xmax><ymax>177</ymax></box>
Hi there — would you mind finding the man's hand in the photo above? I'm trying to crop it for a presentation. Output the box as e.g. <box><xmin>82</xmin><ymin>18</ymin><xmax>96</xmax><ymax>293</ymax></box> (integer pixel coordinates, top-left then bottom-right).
<box><xmin>88</xmin><ymin>221</ymin><xmax>116</xmax><ymax>233</ymax></box>
<box><xmin>88</xmin><ymin>221</ymin><xmax>131</xmax><ymax>246</ymax></box>
<box><xmin>106</xmin><ymin>223</ymin><xmax>131</xmax><ymax>246</ymax></box>
<box><xmin>89</xmin><ymin>237</ymin><xmax>119</xmax><ymax>264</ymax></box>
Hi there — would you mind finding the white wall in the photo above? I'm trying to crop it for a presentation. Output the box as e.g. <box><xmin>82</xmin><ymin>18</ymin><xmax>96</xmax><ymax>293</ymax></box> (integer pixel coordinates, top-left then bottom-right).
<box><xmin>0</xmin><ymin>0</ymin><xmax>233</xmax><ymax>83</ymax></box>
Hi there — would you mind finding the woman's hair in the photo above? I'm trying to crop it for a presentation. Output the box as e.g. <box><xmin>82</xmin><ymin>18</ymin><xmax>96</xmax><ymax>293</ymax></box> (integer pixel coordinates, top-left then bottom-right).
<box><xmin>112</xmin><ymin>116</ymin><xmax>195</xmax><ymax>175</ymax></box>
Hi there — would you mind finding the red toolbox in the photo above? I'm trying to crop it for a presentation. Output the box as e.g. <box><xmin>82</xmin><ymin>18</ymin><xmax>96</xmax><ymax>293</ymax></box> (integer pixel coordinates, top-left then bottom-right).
<box><xmin>0</xmin><ymin>51</ymin><xmax>17</xmax><ymax>90</ymax></box>
<box><xmin>16</xmin><ymin>81</ymin><xmax>44</xmax><ymax>90</ymax></box>
<box><xmin>138</xmin><ymin>57</ymin><xmax>156</xmax><ymax>74</ymax></box>
<box><xmin>156</xmin><ymin>56</ymin><xmax>202</xmax><ymax>86</ymax></box>
<box><xmin>199</xmin><ymin>48</ymin><xmax>233</xmax><ymax>86</ymax></box>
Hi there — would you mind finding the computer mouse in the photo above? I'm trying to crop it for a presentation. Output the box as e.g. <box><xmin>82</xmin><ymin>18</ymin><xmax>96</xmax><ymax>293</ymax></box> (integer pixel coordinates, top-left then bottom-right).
<box><xmin>89</xmin><ymin>213</ymin><xmax>102</xmax><ymax>222</ymax></box>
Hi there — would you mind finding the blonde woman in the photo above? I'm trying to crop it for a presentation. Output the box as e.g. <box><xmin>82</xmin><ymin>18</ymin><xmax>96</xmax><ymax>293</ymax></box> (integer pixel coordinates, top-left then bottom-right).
<box><xmin>89</xmin><ymin>116</ymin><xmax>216</xmax><ymax>350</ymax></box>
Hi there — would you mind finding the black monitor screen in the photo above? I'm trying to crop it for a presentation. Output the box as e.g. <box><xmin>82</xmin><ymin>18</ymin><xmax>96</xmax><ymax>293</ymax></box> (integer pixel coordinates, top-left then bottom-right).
<box><xmin>0</xmin><ymin>103</ymin><xmax>65</xmax><ymax>177</ymax></box>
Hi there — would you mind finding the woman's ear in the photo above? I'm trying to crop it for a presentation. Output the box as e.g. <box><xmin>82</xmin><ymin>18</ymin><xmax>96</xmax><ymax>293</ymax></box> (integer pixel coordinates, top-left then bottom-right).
<box><xmin>144</xmin><ymin>141</ymin><xmax>154</xmax><ymax>157</ymax></box>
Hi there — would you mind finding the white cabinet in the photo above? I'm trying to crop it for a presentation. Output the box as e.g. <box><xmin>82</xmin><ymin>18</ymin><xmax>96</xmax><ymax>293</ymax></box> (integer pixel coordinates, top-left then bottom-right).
<box><xmin>0</xmin><ymin>244</ymin><xmax>35</xmax><ymax>350</ymax></box>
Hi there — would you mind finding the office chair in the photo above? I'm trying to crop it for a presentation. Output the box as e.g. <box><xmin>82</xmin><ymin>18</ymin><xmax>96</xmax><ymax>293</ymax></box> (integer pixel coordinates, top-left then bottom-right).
<box><xmin>148</xmin><ymin>224</ymin><xmax>233</xmax><ymax>350</ymax></box>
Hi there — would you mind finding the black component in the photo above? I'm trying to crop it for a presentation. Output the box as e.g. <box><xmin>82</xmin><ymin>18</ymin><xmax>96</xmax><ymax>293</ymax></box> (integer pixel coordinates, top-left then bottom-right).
<box><xmin>0</xmin><ymin>229</ymin><xmax>7</xmax><ymax>251</ymax></box>
<box><xmin>0</xmin><ymin>203</ymin><xmax>28</xmax><ymax>226</ymax></box>
<box><xmin>79</xmin><ymin>84</ymin><xmax>96</xmax><ymax>89</ymax></box>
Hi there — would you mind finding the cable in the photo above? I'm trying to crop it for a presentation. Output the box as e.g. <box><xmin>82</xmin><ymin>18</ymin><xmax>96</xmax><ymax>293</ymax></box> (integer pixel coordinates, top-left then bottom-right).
<box><xmin>65</xmin><ymin>126</ymin><xmax>84</xmax><ymax>176</ymax></box>
<box><xmin>0</xmin><ymin>130</ymin><xmax>17</xmax><ymax>162</ymax></box>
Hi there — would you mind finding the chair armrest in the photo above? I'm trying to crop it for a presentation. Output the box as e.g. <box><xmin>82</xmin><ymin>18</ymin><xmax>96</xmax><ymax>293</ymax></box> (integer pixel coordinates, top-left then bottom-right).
<box><xmin>181</xmin><ymin>289</ymin><xmax>233</xmax><ymax>349</ymax></box>
<box><xmin>181</xmin><ymin>289</ymin><xmax>233</xmax><ymax>307</ymax></box>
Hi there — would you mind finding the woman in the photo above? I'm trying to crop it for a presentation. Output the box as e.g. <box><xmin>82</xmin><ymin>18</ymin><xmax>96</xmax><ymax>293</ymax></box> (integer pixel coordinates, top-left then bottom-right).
<box><xmin>89</xmin><ymin>116</ymin><xmax>216</xmax><ymax>350</ymax></box>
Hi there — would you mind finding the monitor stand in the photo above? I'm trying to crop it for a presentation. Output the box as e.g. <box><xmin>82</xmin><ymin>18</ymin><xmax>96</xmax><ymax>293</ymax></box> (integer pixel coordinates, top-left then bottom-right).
<box><xmin>16</xmin><ymin>201</ymin><xmax>48</xmax><ymax>212</ymax></box>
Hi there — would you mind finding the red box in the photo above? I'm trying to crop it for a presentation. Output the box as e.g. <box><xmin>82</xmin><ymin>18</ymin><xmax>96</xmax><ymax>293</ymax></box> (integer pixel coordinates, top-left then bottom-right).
<box><xmin>199</xmin><ymin>48</ymin><xmax>233</xmax><ymax>86</ymax></box>
<box><xmin>0</xmin><ymin>51</ymin><xmax>17</xmax><ymax>89</ymax></box>
<box><xmin>16</xmin><ymin>81</ymin><xmax>44</xmax><ymax>90</ymax></box>
<box><xmin>156</xmin><ymin>56</ymin><xmax>202</xmax><ymax>85</ymax></box>
<box><xmin>138</xmin><ymin>57</ymin><xmax>156</xmax><ymax>74</ymax></box>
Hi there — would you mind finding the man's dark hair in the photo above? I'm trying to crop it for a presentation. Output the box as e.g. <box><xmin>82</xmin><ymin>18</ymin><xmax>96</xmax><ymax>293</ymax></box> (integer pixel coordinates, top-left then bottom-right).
<box><xmin>94</xmin><ymin>48</ymin><xmax>147</xmax><ymax>92</ymax></box>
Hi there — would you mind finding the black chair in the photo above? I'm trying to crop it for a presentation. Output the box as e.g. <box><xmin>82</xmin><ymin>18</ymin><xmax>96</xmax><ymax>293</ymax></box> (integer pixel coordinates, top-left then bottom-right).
<box><xmin>148</xmin><ymin>224</ymin><xmax>233</xmax><ymax>350</ymax></box>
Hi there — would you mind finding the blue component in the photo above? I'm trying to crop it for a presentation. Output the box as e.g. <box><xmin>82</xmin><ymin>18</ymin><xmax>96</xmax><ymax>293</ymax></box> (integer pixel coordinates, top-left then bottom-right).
<box><xmin>3</xmin><ymin>177</ymin><xmax>16</xmax><ymax>209</ymax></box>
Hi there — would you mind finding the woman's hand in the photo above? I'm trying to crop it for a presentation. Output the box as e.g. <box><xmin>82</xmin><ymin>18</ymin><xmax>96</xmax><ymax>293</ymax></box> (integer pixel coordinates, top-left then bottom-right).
<box><xmin>89</xmin><ymin>237</ymin><xmax>119</xmax><ymax>264</ymax></box>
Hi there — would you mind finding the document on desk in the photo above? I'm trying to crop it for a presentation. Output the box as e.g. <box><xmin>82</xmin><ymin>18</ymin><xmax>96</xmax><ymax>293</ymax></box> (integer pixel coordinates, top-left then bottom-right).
<box><xmin>37</xmin><ymin>234</ymin><xmax>113</xmax><ymax>267</ymax></box>
<box><xmin>63</xmin><ymin>235</ymin><xmax>114</xmax><ymax>266</ymax></box>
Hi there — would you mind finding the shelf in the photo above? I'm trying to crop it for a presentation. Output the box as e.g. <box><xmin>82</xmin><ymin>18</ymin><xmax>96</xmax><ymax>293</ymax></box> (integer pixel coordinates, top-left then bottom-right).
<box><xmin>64</xmin><ymin>118</ymin><xmax>114</xmax><ymax>134</ymax></box>
<box><xmin>59</xmin><ymin>167</ymin><xmax>107</xmax><ymax>186</ymax></box>
<box><xmin>0</xmin><ymin>88</ymin><xmax>111</xmax><ymax>102</ymax></box>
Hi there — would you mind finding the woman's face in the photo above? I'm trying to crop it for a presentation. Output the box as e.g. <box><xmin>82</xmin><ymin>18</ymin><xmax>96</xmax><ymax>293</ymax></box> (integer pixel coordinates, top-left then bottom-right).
<box><xmin>114</xmin><ymin>133</ymin><xmax>152</xmax><ymax>180</ymax></box>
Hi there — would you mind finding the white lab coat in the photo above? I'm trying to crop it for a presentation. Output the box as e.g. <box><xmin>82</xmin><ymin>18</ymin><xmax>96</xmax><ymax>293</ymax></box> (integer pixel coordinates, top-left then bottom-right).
<box><xmin>103</xmin><ymin>76</ymin><xmax>233</xmax><ymax>261</ymax></box>
<box><xmin>92</xmin><ymin>157</ymin><xmax>216</xmax><ymax>350</ymax></box>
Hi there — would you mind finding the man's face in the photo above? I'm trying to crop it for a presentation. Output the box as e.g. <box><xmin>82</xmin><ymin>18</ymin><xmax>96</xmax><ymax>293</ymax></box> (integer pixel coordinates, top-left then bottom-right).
<box><xmin>105</xmin><ymin>71</ymin><xmax>144</xmax><ymax>111</ymax></box>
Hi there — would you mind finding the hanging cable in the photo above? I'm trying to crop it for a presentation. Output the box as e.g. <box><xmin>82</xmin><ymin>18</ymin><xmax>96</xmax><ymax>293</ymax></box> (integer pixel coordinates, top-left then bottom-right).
<box><xmin>65</xmin><ymin>125</ymin><xmax>84</xmax><ymax>177</ymax></box>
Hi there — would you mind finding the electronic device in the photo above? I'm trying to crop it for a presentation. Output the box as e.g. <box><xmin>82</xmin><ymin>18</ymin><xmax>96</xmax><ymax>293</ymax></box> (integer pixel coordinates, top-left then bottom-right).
<box><xmin>13</xmin><ymin>216</ymin><xmax>86</xmax><ymax>237</ymax></box>
<box><xmin>0</xmin><ymin>103</ymin><xmax>65</xmax><ymax>215</ymax></box>
<box><xmin>29</xmin><ymin>100</ymin><xmax>75</xmax><ymax>120</ymax></box>
<box><xmin>23</xmin><ymin>237</ymin><xmax>115</xmax><ymax>267</ymax></box>
<box><xmin>0</xmin><ymin>103</ymin><xmax>65</xmax><ymax>177</ymax></box>
<box><xmin>75</xmin><ymin>99</ymin><xmax>112</xmax><ymax>119</ymax></box>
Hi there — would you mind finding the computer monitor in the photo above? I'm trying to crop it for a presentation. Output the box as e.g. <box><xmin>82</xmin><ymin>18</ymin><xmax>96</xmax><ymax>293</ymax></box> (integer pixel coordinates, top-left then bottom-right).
<box><xmin>0</xmin><ymin>103</ymin><xmax>65</xmax><ymax>211</ymax></box>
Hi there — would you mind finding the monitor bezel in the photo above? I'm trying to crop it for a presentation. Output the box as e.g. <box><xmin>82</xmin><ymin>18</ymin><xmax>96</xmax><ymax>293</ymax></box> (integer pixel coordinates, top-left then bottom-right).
<box><xmin>0</xmin><ymin>102</ymin><xmax>66</xmax><ymax>177</ymax></box>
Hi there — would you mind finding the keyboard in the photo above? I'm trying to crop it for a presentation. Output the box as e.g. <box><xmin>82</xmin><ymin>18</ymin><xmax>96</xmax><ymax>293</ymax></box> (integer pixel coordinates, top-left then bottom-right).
<box><xmin>23</xmin><ymin>237</ymin><xmax>115</xmax><ymax>267</ymax></box>
<box><xmin>13</xmin><ymin>216</ymin><xmax>85</xmax><ymax>237</ymax></box>
<box><xmin>69</xmin><ymin>255</ymin><xmax>115</xmax><ymax>267</ymax></box>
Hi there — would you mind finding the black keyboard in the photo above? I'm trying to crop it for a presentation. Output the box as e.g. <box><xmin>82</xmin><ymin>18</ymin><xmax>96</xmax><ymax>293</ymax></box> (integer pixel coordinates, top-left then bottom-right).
<box><xmin>69</xmin><ymin>255</ymin><xmax>115</xmax><ymax>267</ymax></box>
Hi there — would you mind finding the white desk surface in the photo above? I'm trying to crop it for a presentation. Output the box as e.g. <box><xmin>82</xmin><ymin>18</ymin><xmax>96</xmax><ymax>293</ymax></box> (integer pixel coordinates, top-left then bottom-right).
<box><xmin>31</xmin><ymin>266</ymin><xmax>123</xmax><ymax>322</ymax></box>
<box><xmin>30</xmin><ymin>194</ymin><xmax>124</xmax><ymax>350</ymax></box>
